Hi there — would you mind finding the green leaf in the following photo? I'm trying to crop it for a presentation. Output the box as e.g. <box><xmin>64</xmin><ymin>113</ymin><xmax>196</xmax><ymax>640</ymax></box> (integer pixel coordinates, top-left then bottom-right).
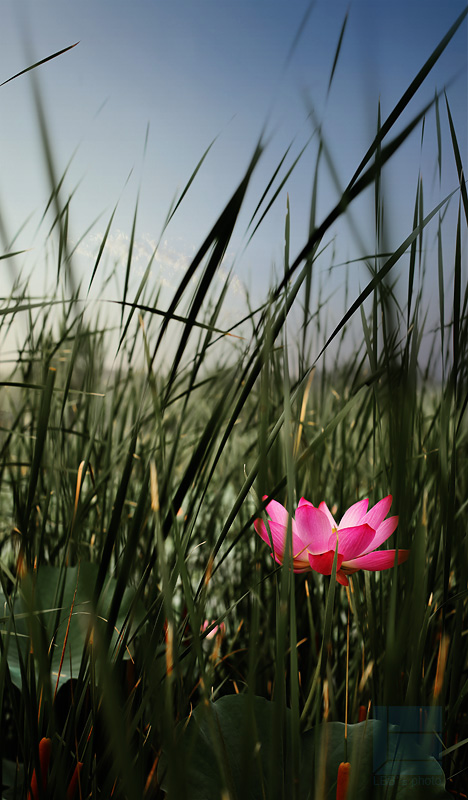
<box><xmin>0</xmin><ymin>562</ymin><xmax>143</xmax><ymax>691</ymax></box>
<box><xmin>160</xmin><ymin>694</ymin><xmax>450</xmax><ymax>799</ymax></box>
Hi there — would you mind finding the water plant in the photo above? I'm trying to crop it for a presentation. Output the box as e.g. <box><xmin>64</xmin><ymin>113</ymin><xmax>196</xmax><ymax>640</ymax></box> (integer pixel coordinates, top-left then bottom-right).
<box><xmin>255</xmin><ymin>495</ymin><xmax>408</xmax><ymax>583</ymax></box>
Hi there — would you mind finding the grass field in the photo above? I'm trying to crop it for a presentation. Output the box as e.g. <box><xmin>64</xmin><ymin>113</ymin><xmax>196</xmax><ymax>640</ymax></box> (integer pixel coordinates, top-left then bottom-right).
<box><xmin>0</xmin><ymin>10</ymin><xmax>467</xmax><ymax>799</ymax></box>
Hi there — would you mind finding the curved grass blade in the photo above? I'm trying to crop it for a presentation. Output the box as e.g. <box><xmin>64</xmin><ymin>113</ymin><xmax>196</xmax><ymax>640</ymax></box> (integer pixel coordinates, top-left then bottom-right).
<box><xmin>346</xmin><ymin>7</ymin><xmax>467</xmax><ymax>190</ymax></box>
<box><xmin>445</xmin><ymin>93</ymin><xmax>468</xmax><ymax>228</ymax></box>
<box><xmin>166</xmin><ymin>137</ymin><xmax>218</xmax><ymax>227</ymax></box>
<box><xmin>0</xmin><ymin>42</ymin><xmax>79</xmax><ymax>87</ymax></box>
<box><xmin>315</xmin><ymin>187</ymin><xmax>458</xmax><ymax>362</ymax></box>
<box><xmin>327</xmin><ymin>10</ymin><xmax>348</xmax><ymax>98</ymax></box>
<box><xmin>157</xmin><ymin>142</ymin><xmax>264</xmax><ymax>400</ymax></box>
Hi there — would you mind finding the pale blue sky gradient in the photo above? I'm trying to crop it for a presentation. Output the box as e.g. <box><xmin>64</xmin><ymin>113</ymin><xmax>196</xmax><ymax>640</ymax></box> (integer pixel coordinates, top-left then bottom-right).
<box><xmin>0</xmin><ymin>1</ymin><xmax>466</xmax><ymax>351</ymax></box>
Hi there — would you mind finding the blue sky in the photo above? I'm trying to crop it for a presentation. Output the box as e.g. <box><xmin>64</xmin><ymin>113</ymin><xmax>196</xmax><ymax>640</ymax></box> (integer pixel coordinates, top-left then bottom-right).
<box><xmin>0</xmin><ymin>1</ymin><xmax>466</xmax><ymax>354</ymax></box>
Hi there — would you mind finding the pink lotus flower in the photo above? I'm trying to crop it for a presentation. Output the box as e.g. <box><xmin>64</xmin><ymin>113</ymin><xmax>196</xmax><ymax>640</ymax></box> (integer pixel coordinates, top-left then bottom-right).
<box><xmin>255</xmin><ymin>495</ymin><xmax>409</xmax><ymax>586</ymax></box>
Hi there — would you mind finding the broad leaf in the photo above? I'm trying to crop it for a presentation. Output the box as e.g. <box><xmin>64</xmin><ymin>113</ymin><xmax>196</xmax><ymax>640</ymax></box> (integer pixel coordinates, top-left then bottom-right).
<box><xmin>160</xmin><ymin>694</ymin><xmax>450</xmax><ymax>799</ymax></box>
<box><xmin>0</xmin><ymin>562</ymin><xmax>143</xmax><ymax>690</ymax></box>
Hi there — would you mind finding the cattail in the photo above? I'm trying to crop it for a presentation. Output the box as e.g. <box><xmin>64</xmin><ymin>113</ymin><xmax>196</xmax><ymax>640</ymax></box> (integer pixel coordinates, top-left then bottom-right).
<box><xmin>358</xmin><ymin>704</ymin><xmax>367</xmax><ymax>723</ymax></box>
<box><xmin>29</xmin><ymin>737</ymin><xmax>52</xmax><ymax>800</ymax></box>
<box><xmin>165</xmin><ymin>620</ymin><xmax>174</xmax><ymax>676</ymax></box>
<box><xmin>67</xmin><ymin>762</ymin><xmax>83</xmax><ymax>800</ymax></box>
<box><xmin>434</xmin><ymin>634</ymin><xmax>449</xmax><ymax>698</ymax></box>
<box><xmin>336</xmin><ymin>761</ymin><xmax>351</xmax><ymax>800</ymax></box>
<box><xmin>16</xmin><ymin>545</ymin><xmax>28</xmax><ymax>579</ymax></box>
